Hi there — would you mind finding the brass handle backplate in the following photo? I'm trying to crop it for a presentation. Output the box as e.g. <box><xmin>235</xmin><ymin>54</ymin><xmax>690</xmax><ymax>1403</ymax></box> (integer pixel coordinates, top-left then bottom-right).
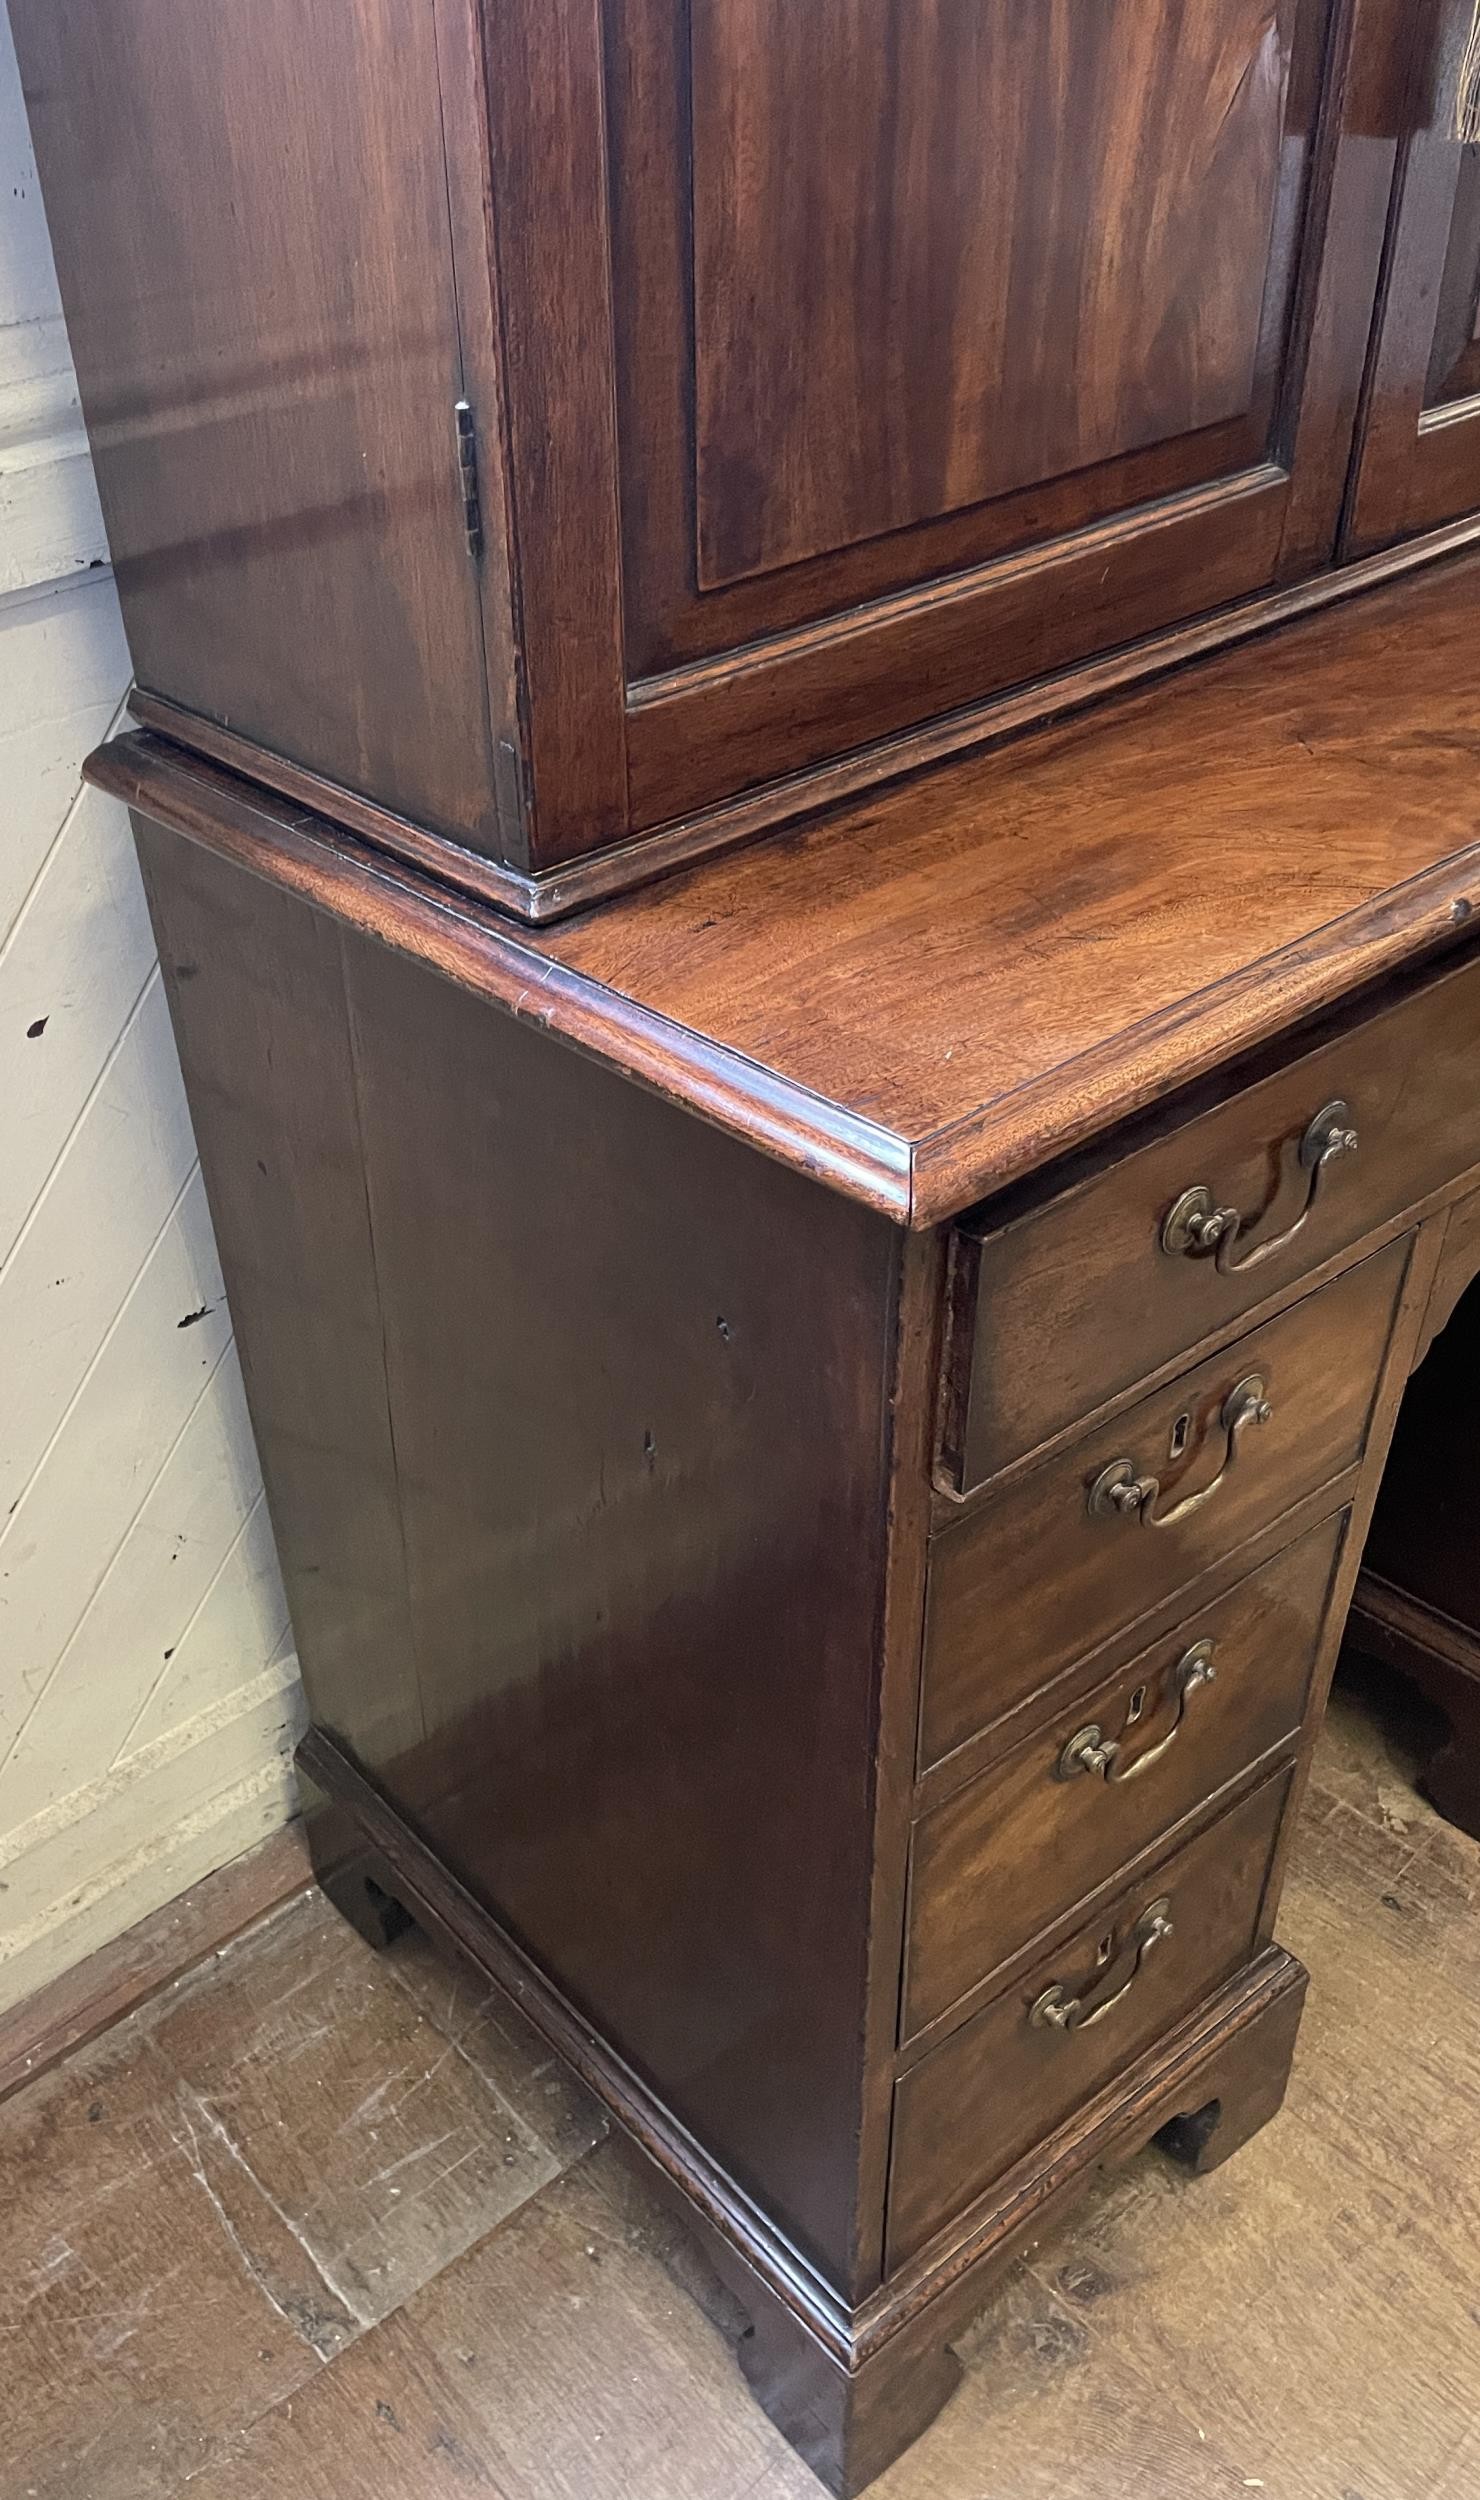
<box><xmin>1161</xmin><ymin>1100</ymin><xmax>1358</xmax><ymax>1276</ymax></box>
<box><xmin>1029</xmin><ymin>1899</ymin><xmax>1174</xmax><ymax>2032</ymax></box>
<box><xmin>1088</xmin><ymin>1376</ymin><xmax>1272</xmax><ymax>1531</ymax></box>
<box><xmin>1057</xmin><ymin>1641</ymin><xmax>1217</xmax><ymax>1784</ymax></box>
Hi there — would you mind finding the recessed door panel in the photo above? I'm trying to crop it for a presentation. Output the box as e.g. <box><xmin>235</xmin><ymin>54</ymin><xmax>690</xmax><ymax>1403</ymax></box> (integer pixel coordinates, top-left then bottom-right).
<box><xmin>607</xmin><ymin>0</ymin><xmax>1380</xmax><ymax>827</ymax></box>
<box><xmin>691</xmin><ymin>0</ymin><xmax>1288</xmax><ymax>589</ymax></box>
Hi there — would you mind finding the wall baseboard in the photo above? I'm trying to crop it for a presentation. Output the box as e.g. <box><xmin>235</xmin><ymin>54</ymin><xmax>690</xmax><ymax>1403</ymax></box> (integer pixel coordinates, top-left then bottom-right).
<box><xmin>0</xmin><ymin>1658</ymin><xmax>305</xmax><ymax>2016</ymax></box>
<box><xmin>0</xmin><ymin>324</ymin><xmax>111</xmax><ymax>598</ymax></box>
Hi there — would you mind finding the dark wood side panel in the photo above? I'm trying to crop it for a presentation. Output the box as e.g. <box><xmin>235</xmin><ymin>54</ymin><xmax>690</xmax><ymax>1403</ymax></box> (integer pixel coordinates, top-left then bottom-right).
<box><xmin>133</xmin><ymin>820</ymin><xmax>424</xmax><ymax>1760</ymax></box>
<box><xmin>691</xmin><ymin>0</ymin><xmax>1290</xmax><ymax>587</ymax></box>
<box><xmin>11</xmin><ymin>0</ymin><xmax>506</xmax><ymax>854</ymax></box>
<box><xmin>135</xmin><ymin>818</ymin><xmax>909</xmax><ymax>2297</ymax></box>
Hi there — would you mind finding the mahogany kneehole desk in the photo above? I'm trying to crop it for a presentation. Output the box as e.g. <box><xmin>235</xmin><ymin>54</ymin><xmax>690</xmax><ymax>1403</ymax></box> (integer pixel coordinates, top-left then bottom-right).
<box><xmin>92</xmin><ymin>555</ymin><xmax>1480</xmax><ymax>2496</ymax></box>
<box><xmin>25</xmin><ymin>0</ymin><xmax>1480</xmax><ymax>2476</ymax></box>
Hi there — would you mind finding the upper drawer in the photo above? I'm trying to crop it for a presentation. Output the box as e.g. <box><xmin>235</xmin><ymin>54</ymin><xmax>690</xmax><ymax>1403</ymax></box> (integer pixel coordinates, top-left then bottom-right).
<box><xmin>944</xmin><ymin>950</ymin><xmax>1480</xmax><ymax>1495</ymax></box>
<box><xmin>922</xmin><ymin>1233</ymin><xmax>1409</xmax><ymax>1774</ymax></box>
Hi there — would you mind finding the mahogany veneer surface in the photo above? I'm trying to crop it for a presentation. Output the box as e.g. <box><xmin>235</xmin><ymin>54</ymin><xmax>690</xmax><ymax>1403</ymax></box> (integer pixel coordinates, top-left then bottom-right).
<box><xmin>542</xmin><ymin>557</ymin><xmax>1480</xmax><ymax>1212</ymax></box>
<box><xmin>92</xmin><ymin>552</ymin><xmax>1480</xmax><ymax>1233</ymax></box>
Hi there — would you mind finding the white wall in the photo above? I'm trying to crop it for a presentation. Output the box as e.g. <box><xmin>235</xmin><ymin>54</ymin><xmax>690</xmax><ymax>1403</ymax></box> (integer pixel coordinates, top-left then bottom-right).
<box><xmin>0</xmin><ymin>11</ymin><xmax>303</xmax><ymax>2015</ymax></box>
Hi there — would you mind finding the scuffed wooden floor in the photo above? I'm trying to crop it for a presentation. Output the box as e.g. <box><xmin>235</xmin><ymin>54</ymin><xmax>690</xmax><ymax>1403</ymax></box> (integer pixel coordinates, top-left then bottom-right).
<box><xmin>4</xmin><ymin>1660</ymin><xmax>1479</xmax><ymax>2500</ymax></box>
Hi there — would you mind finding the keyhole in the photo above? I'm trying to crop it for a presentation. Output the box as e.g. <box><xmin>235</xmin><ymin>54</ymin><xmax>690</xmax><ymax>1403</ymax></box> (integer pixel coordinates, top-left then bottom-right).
<box><xmin>1169</xmin><ymin>1410</ymin><xmax>1191</xmax><ymax>1461</ymax></box>
<box><xmin>1126</xmin><ymin>1685</ymin><xmax>1147</xmax><ymax>1725</ymax></box>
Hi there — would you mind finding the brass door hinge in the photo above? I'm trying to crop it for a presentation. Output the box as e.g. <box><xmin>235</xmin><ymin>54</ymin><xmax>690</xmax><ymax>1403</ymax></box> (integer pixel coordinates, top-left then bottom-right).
<box><xmin>455</xmin><ymin>399</ymin><xmax>483</xmax><ymax>563</ymax></box>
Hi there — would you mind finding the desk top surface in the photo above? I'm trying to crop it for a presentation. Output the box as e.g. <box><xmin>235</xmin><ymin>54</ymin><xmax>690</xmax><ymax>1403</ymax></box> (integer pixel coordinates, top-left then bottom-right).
<box><xmin>97</xmin><ymin>551</ymin><xmax>1480</xmax><ymax>1230</ymax></box>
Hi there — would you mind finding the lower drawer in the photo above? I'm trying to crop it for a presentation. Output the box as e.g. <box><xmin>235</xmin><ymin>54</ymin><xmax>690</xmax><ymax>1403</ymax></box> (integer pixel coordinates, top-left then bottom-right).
<box><xmin>903</xmin><ymin>1514</ymin><xmax>1343</xmax><ymax>2039</ymax></box>
<box><xmin>886</xmin><ymin>1765</ymin><xmax>1291</xmax><ymax>2269</ymax></box>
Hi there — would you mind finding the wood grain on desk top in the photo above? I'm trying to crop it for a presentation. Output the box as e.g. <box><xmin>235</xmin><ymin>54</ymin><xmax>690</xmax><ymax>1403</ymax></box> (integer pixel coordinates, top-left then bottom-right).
<box><xmin>91</xmin><ymin>554</ymin><xmax>1480</xmax><ymax>1231</ymax></box>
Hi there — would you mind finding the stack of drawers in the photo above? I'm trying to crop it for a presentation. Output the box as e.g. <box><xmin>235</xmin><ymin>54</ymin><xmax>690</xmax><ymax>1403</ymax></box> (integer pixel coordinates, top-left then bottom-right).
<box><xmin>887</xmin><ymin>951</ymin><xmax>1480</xmax><ymax>2270</ymax></box>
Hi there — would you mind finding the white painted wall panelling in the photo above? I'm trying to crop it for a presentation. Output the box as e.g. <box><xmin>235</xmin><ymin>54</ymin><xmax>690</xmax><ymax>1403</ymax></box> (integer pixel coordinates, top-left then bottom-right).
<box><xmin>0</xmin><ymin>8</ymin><xmax>302</xmax><ymax>2016</ymax></box>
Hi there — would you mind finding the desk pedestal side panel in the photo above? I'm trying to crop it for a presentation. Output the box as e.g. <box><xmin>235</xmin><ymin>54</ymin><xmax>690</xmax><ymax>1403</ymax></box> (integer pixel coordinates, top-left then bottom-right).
<box><xmin>132</xmin><ymin>814</ymin><xmax>910</xmax><ymax>2302</ymax></box>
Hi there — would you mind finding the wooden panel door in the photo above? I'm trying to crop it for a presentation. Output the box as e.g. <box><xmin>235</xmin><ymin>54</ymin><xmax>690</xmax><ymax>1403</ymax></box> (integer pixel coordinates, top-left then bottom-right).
<box><xmin>10</xmin><ymin>0</ymin><xmax>514</xmax><ymax>860</ymax></box>
<box><xmin>1346</xmin><ymin>0</ymin><xmax>1480</xmax><ymax>551</ymax></box>
<box><xmin>591</xmin><ymin>0</ymin><xmax>1387</xmax><ymax>827</ymax></box>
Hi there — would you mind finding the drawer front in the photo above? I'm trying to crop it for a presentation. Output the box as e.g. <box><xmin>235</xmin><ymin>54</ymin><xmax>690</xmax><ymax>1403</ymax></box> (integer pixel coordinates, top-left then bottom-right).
<box><xmin>887</xmin><ymin>1767</ymin><xmax>1291</xmax><ymax>2269</ymax></box>
<box><xmin>904</xmin><ymin>1514</ymin><xmax>1342</xmax><ymax>2039</ymax></box>
<box><xmin>947</xmin><ymin>950</ymin><xmax>1480</xmax><ymax>1493</ymax></box>
<box><xmin>922</xmin><ymin>1234</ymin><xmax>1408</xmax><ymax>1773</ymax></box>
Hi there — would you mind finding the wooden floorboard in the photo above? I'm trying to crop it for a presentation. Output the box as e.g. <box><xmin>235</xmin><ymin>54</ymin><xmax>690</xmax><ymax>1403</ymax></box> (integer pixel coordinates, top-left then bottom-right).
<box><xmin>1</xmin><ymin>1664</ymin><xmax>1477</xmax><ymax>2499</ymax></box>
<box><xmin>0</xmin><ymin>1821</ymin><xmax>311</xmax><ymax>2110</ymax></box>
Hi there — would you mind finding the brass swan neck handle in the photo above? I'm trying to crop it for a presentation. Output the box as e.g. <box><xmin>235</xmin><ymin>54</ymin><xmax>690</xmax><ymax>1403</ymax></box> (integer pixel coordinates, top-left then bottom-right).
<box><xmin>1161</xmin><ymin>1101</ymin><xmax>1358</xmax><ymax>1278</ymax></box>
<box><xmin>1029</xmin><ymin>1900</ymin><xmax>1174</xmax><ymax>2033</ymax></box>
<box><xmin>1087</xmin><ymin>1377</ymin><xmax>1272</xmax><ymax>1532</ymax></box>
<box><xmin>1057</xmin><ymin>1641</ymin><xmax>1217</xmax><ymax>1785</ymax></box>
